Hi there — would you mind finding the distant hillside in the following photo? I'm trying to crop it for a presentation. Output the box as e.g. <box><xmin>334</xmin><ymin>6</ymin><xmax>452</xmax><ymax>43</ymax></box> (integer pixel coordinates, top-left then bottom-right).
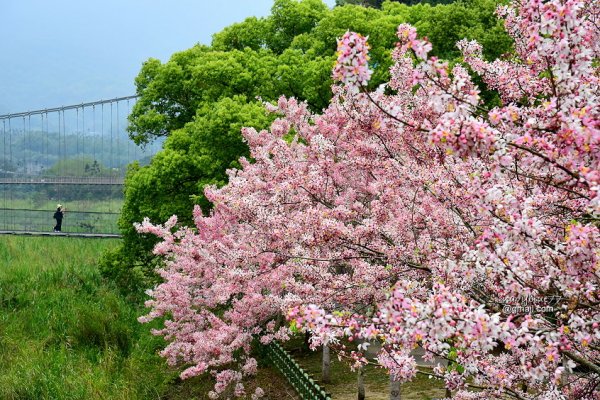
<box><xmin>0</xmin><ymin>129</ymin><xmax>162</xmax><ymax>176</ymax></box>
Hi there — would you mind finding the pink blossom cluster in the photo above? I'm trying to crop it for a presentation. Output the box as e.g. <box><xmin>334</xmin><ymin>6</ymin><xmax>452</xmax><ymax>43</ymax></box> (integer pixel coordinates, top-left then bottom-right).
<box><xmin>396</xmin><ymin>24</ymin><xmax>432</xmax><ymax>61</ymax></box>
<box><xmin>332</xmin><ymin>31</ymin><xmax>372</xmax><ymax>92</ymax></box>
<box><xmin>138</xmin><ymin>0</ymin><xmax>599</xmax><ymax>398</ymax></box>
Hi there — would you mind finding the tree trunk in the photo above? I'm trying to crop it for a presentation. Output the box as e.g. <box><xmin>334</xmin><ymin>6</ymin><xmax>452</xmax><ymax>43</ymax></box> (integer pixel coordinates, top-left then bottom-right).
<box><xmin>561</xmin><ymin>353</ymin><xmax>571</xmax><ymax>387</ymax></box>
<box><xmin>390</xmin><ymin>375</ymin><xmax>401</xmax><ymax>400</ymax></box>
<box><xmin>322</xmin><ymin>342</ymin><xmax>331</xmax><ymax>384</ymax></box>
<box><xmin>445</xmin><ymin>354</ymin><xmax>452</xmax><ymax>397</ymax></box>
<box><xmin>357</xmin><ymin>365</ymin><xmax>365</xmax><ymax>400</ymax></box>
<box><xmin>303</xmin><ymin>330</ymin><xmax>311</xmax><ymax>353</ymax></box>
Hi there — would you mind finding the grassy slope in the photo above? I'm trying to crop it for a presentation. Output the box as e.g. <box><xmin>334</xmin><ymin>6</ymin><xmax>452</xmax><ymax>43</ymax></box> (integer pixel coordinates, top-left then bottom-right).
<box><xmin>0</xmin><ymin>236</ymin><xmax>168</xmax><ymax>399</ymax></box>
<box><xmin>0</xmin><ymin>236</ymin><xmax>294</xmax><ymax>400</ymax></box>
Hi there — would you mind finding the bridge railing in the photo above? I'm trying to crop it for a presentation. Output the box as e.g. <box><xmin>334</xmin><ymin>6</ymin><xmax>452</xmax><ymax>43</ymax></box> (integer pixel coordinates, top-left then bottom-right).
<box><xmin>0</xmin><ymin>176</ymin><xmax>124</xmax><ymax>185</ymax></box>
<box><xmin>0</xmin><ymin>208</ymin><xmax>120</xmax><ymax>234</ymax></box>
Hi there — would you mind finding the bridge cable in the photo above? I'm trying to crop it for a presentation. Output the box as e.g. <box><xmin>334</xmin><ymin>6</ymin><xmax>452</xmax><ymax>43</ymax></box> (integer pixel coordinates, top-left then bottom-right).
<box><xmin>82</xmin><ymin>106</ymin><xmax>85</xmax><ymax>166</ymax></box>
<box><xmin>115</xmin><ymin>101</ymin><xmax>120</xmax><ymax>213</ymax></box>
<box><xmin>8</xmin><ymin>118</ymin><xmax>13</xmax><ymax>228</ymax></box>
<box><xmin>22</xmin><ymin>117</ymin><xmax>25</xmax><ymax>176</ymax></box>
<box><xmin>28</xmin><ymin>114</ymin><xmax>32</xmax><ymax>176</ymax></box>
<box><xmin>101</xmin><ymin>103</ymin><xmax>104</xmax><ymax>179</ymax></box>
<box><xmin>0</xmin><ymin>96</ymin><xmax>140</xmax><ymax>234</ymax></box>
<box><xmin>110</xmin><ymin>102</ymin><xmax>114</xmax><ymax>213</ymax></box>
<box><xmin>25</xmin><ymin>116</ymin><xmax>29</xmax><ymax>228</ymax></box>
<box><xmin>2</xmin><ymin>120</ymin><xmax>6</xmax><ymax>230</ymax></box>
<box><xmin>58</xmin><ymin>110</ymin><xmax>62</xmax><ymax>204</ymax></box>
<box><xmin>126</xmin><ymin>99</ymin><xmax>131</xmax><ymax>163</ymax></box>
<box><xmin>92</xmin><ymin>105</ymin><xmax>96</xmax><ymax>164</ymax></box>
<box><xmin>76</xmin><ymin>106</ymin><xmax>80</xmax><ymax>170</ymax></box>
<box><xmin>44</xmin><ymin>112</ymin><xmax>49</xmax><ymax>178</ymax></box>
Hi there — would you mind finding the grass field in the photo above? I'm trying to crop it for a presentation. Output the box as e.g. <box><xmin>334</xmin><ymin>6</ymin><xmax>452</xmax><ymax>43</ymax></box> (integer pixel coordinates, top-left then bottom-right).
<box><xmin>0</xmin><ymin>236</ymin><xmax>167</xmax><ymax>399</ymax></box>
<box><xmin>0</xmin><ymin>236</ymin><xmax>295</xmax><ymax>399</ymax></box>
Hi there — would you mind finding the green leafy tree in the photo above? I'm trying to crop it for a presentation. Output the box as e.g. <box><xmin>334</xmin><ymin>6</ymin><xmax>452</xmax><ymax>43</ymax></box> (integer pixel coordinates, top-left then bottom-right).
<box><xmin>383</xmin><ymin>0</ymin><xmax>512</xmax><ymax>60</ymax></box>
<box><xmin>266</xmin><ymin>0</ymin><xmax>330</xmax><ymax>53</ymax></box>
<box><xmin>336</xmin><ymin>0</ymin><xmax>385</xmax><ymax>7</ymax></box>
<box><xmin>336</xmin><ymin>0</ymin><xmax>457</xmax><ymax>7</ymax></box>
<box><xmin>211</xmin><ymin>17</ymin><xmax>270</xmax><ymax>51</ymax></box>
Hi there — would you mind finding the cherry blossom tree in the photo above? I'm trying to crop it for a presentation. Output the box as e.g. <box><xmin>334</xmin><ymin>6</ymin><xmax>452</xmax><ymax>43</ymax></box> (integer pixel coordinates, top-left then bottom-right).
<box><xmin>137</xmin><ymin>0</ymin><xmax>599</xmax><ymax>398</ymax></box>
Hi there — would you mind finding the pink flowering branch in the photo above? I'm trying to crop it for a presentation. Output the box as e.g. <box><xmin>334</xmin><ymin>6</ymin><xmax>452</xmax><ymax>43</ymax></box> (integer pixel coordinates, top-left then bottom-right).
<box><xmin>332</xmin><ymin>31</ymin><xmax>373</xmax><ymax>93</ymax></box>
<box><xmin>137</xmin><ymin>0</ymin><xmax>599</xmax><ymax>398</ymax></box>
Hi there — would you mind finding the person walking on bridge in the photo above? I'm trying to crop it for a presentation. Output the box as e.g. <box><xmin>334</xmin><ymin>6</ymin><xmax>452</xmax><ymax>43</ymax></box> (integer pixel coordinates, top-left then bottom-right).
<box><xmin>53</xmin><ymin>204</ymin><xmax>65</xmax><ymax>232</ymax></box>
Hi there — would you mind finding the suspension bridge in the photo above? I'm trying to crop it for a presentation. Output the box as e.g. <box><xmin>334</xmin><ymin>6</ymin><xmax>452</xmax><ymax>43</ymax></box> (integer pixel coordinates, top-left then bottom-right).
<box><xmin>0</xmin><ymin>96</ymin><xmax>161</xmax><ymax>238</ymax></box>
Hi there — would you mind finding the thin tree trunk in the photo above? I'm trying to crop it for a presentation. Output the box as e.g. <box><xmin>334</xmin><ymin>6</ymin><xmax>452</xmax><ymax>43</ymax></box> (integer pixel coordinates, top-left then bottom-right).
<box><xmin>390</xmin><ymin>375</ymin><xmax>401</xmax><ymax>400</ymax></box>
<box><xmin>561</xmin><ymin>353</ymin><xmax>571</xmax><ymax>387</ymax></box>
<box><xmin>303</xmin><ymin>330</ymin><xmax>311</xmax><ymax>353</ymax></box>
<box><xmin>322</xmin><ymin>342</ymin><xmax>331</xmax><ymax>384</ymax></box>
<box><xmin>445</xmin><ymin>353</ymin><xmax>452</xmax><ymax>397</ymax></box>
<box><xmin>357</xmin><ymin>365</ymin><xmax>365</xmax><ymax>400</ymax></box>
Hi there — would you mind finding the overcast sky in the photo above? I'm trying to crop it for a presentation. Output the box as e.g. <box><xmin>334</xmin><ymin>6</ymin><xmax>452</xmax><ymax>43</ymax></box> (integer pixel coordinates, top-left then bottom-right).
<box><xmin>0</xmin><ymin>0</ymin><xmax>335</xmax><ymax>114</ymax></box>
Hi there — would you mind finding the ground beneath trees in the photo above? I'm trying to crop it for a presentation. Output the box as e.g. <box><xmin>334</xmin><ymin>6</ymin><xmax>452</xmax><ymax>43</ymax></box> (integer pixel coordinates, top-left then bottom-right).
<box><xmin>282</xmin><ymin>339</ymin><xmax>447</xmax><ymax>400</ymax></box>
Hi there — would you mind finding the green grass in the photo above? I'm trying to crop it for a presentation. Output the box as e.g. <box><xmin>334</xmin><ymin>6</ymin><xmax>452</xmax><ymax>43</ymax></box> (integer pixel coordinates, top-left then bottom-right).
<box><xmin>0</xmin><ymin>236</ymin><xmax>170</xmax><ymax>399</ymax></box>
<box><xmin>0</xmin><ymin>236</ymin><xmax>296</xmax><ymax>400</ymax></box>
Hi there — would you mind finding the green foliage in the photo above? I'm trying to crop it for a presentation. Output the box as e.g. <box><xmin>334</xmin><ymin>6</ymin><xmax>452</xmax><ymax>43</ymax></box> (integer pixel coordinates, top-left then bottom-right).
<box><xmin>337</xmin><ymin>0</ymin><xmax>458</xmax><ymax>7</ymax></box>
<box><xmin>128</xmin><ymin>95</ymin><xmax>272</xmax><ymax>227</ymax></box>
<box><xmin>383</xmin><ymin>0</ymin><xmax>512</xmax><ymax>60</ymax></box>
<box><xmin>266</xmin><ymin>0</ymin><xmax>330</xmax><ymax>53</ymax></box>
<box><xmin>45</xmin><ymin>157</ymin><xmax>112</xmax><ymax>177</ymax></box>
<box><xmin>299</xmin><ymin>4</ymin><xmax>406</xmax><ymax>86</ymax></box>
<box><xmin>336</xmin><ymin>0</ymin><xmax>384</xmax><ymax>7</ymax></box>
<box><xmin>109</xmin><ymin>0</ymin><xmax>514</xmax><ymax>297</ymax></box>
<box><xmin>212</xmin><ymin>17</ymin><xmax>270</xmax><ymax>51</ymax></box>
<box><xmin>128</xmin><ymin>0</ymin><xmax>510</xmax><ymax>146</ymax></box>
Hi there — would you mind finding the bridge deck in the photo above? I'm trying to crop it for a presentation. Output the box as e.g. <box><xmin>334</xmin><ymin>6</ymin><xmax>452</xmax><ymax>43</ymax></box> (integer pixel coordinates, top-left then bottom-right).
<box><xmin>0</xmin><ymin>230</ymin><xmax>121</xmax><ymax>239</ymax></box>
<box><xmin>0</xmin><ymin>177</ymin><xmax>124</xmax><ymax>185</ymax></box>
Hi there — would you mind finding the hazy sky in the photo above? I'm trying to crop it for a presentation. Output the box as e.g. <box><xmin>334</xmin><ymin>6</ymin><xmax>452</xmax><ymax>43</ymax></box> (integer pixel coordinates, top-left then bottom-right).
<box><xmin>0</xmin><ymin>0</ymin><xmax>335</xmax><ymax>114</ymax></box>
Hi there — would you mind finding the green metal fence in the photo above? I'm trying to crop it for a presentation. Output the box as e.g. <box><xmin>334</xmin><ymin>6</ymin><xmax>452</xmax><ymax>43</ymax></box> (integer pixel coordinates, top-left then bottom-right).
<box><xmin>262</xmin><ymin>341</ymin><xmax>331</xmax><ymax>400</ymax></box>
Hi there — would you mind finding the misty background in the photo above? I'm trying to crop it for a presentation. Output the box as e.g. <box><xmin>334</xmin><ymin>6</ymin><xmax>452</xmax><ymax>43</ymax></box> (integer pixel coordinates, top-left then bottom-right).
<box><xmin>0</xmin><ymin>0</ymin><xmax>335</xmax><ymax>115</ymax></box>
